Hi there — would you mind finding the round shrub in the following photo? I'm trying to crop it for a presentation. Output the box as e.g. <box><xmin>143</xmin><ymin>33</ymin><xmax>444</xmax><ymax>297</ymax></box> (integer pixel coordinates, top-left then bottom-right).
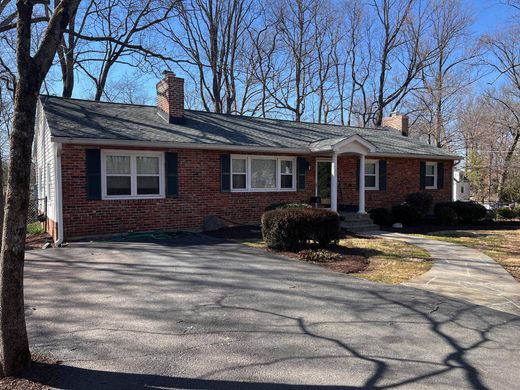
<box><xmin>261</xmin><ymin>208</ymin><xmax>340</xmax><ymax>251</ymax></box>
<box><xmin>437</xmin><ymin>206</ymin><xmax>458</xmax><ymax>225</ymax></box>
<box><xmin>406</xmin><ymin>191</ymin><xmax>434</xmax><ymax>216</ymax></box>
<box><xmin>496</xmin><ymin>207</ymin><xmax>517</xmax><ymax>220</ymax></box>
<box><xmin>391</xmin><ymin>203</ymin><xmax>421</xmax><ymax>226</ymax></box>
<box><xmin>264</xmin><ymin>202</ymin><xmax>312</xmax><ymax>212</ymax></box>
<box><xmin>369</xmin><ymin>207</ymin><xmax>393</xmax><ymax>226</ymax></box>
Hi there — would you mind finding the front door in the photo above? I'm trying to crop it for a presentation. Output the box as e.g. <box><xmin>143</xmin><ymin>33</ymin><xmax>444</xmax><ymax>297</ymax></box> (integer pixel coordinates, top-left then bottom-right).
<box><xmin>316</xmin><ymin>159</ymin><xmax>332</xmax><ymax>207</ymax></box>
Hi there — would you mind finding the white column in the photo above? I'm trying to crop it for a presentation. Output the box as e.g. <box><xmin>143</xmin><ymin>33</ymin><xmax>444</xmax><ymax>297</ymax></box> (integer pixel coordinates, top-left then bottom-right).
<box><xmin>331</xmin><ymin>152</ymin><xmax>338</xmax><ymax>212</ymax></box>
<box><xmin>358</xmin><ymin>154</ymin><xmax>366</xmax><ymax>214</ymax></box>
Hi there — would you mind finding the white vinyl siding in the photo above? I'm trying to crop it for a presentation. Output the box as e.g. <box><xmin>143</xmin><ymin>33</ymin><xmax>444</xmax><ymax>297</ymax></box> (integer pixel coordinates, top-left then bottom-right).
<box><xmin>33</xmin><ymin>101</ymin><xmax>57</xmax><ymax>221</ymax></box>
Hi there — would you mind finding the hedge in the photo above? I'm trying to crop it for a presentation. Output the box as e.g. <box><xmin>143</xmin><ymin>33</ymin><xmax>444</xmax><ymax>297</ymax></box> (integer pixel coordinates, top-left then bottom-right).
<box><xmin>369</xmin><ymin>207</ymin><xmax>393</xmax><ymax>226</ymax></box>
<box><xmin>405</xmin><ymin>191</ymin><xmax>433</xmax><ymax>216</ymax></box>
<box><xmin>434</xmin><ymin>201</ymin><xmax>487</xmax><ymax>224</ymax></box>
<box><xmin>261</xmin><ymin>208</ymin><xmax>340</xmax><ymax>251</ymax></box>
<box><xmin>391</xmin><ymin>203</ymin><xmax>421</xmax><ymax>226</ymax></box>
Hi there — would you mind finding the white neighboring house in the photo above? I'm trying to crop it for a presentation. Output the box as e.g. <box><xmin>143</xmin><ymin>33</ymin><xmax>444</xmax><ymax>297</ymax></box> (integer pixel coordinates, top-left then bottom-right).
<box><xmin>453</xmin><ymin>169</ymin><xmax>470</xmax><ymax>201</ymax></box>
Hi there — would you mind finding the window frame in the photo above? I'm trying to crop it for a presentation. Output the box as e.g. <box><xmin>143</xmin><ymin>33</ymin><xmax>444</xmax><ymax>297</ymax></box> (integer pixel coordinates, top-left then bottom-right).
<box><xmin>101</xmin><ymin>150</ymin><xmax>165</xmax><ymax>200</ymax></box>
<box><xmin>230</xmin><ymin>155</ymin><xmax>297</xmax><ymax>192</ymax></box>
<box><xmin>364</xmin><ymin>159</ymin><xmax>379</xmax><ymax>190</ymax></box>
<box><xmin>425</xmin><ymin>162</ymin><xmax>438</xmax><ymax>190</ymax></box>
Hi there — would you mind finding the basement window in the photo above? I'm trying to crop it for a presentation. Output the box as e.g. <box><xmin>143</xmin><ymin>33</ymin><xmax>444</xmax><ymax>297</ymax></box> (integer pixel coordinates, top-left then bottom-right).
<box><xmin>102</xmin><ymin>150</ymin><xmax>164</xmax><ymax>199</ymax></box>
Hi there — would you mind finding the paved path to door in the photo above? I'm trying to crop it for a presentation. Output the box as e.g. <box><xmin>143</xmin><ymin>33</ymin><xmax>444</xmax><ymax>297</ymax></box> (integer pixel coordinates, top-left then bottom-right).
<box><xmin>368</xmin><ymin>231</ymin><xmax>520</xmax><ymax>315</ymax></box>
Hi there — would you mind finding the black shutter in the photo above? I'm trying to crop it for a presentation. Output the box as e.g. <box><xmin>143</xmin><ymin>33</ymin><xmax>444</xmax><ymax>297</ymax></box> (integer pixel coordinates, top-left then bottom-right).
<box><xmin>297</xmin><ymin>157</ymin><xmax>306</xmax><ymax>191</ymax></box>
<box><xmin>437</xmin><ymin>162</ymin><xmax>444</xmax><ymax>189</ymax></box>
<box><xmin>379</xmin><ymin>160</ymin><xmax>387</xmax><ymax>191</ymax></box>
<box><xmin>420</xmin><ymin>161</ymin><xmax>426</xmax><ymax>190</ymax></box>
<box><xmin>356</xmin><ymin>158</ymin><xmax>360</xmax><ymax>191</ymax></box>
<box><xmin>221</xmin><ymin>154</ymin><xmax>231</xmax><ymax>192</ymax></box>
<box><xmin>86</xmin><ymin>149</ymin><xmax>101</xmax><ymax>200</ymax></box>
<box><xmin>165</xmin><ymin>152</ymin><xmax>178</xmax><ymax>198</ymax></box>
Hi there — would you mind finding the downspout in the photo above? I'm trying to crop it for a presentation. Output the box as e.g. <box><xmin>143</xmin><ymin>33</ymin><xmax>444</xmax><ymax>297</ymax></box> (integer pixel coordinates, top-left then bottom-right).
<box><xmin>54</xmin><ymin>143</ymin><xmax>64</xmax><ymax>246</ymax></box>
<box><xmin>452</xmin><ymin>159</ymin><xmax>461</xmax><ymax>202</ymax></box>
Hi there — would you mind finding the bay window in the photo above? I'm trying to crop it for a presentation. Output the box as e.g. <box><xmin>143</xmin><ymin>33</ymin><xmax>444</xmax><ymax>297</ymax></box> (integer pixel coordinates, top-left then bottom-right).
<box><xmin>230</xmin><ymin>155</ymin><xmax>296</xmax><ymax>192</ymax></box>
<box><xmin>102</xmin><ymin>151</ymin><xmax>164</xmax><ymax>199</ymax></box>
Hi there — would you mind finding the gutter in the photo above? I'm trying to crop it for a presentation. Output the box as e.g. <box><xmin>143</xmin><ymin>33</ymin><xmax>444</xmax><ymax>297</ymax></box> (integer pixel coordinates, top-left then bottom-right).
<box><xmin>54</xmin><ymin>142</ymin><xmax>64</xmax><ymax>246</ymax></box>
<box><xmin>51</xmin><ymin>136</ymin><xmax>462</xmax><ymax>161</ymax></box>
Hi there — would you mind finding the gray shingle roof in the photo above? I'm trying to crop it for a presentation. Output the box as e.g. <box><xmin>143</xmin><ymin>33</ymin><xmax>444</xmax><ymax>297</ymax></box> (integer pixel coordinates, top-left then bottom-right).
<box><xmin>40</xmin><ymin>95</ymin><xmax>459</xmax><ymax>158</ymax></box>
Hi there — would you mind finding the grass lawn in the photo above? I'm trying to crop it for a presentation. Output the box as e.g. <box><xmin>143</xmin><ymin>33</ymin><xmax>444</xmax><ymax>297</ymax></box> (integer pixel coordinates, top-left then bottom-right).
<box><xmin>416</xmin><ymin>229</ymin><xmax>520</xmax><ymax>282</ymax></box>
<box><xmin>239</xmin><ymin>235</ymin><xmax>432</xmax><ymax>285</ymax></box>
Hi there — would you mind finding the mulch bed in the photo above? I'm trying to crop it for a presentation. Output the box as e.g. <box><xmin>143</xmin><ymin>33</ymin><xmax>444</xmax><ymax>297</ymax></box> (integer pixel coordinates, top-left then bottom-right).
<box><xmin>25</xmin><ymin>233</ymin><xmax>53</xmax><ymax>250</ymax></box>
<box><xmin>0</xmin><ymin>354</ymin><xmax>60</xmax><ymax>390</ymax></box>
<box><xmin>318</xmin><ymin>256</ymin><xmax>369</xmax><ymax>273</ymax></box>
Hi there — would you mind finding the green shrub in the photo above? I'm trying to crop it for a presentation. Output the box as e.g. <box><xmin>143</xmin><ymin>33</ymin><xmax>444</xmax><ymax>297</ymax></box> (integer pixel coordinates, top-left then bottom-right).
<box><xmin>406</xmin><ymin>191</ymin><xmax>434</xmax><ymax>216</ymax></box>
<box><xmin>434</xmin><ymin>201</ymin><xmax>487</xmax><ymax>224</ymax></box>
<box><xmin>437</xmin><ymin>207</ymin><xmax>458</xmax><ymax>225</ymax></box>
<box><xmin>369</xmin><ymin>207</ymin><xmax>393</xmax><ymax>226</ymax></box>
<box><xmin>264</xmin><ymin>202</ymin><xmax>312</xmax><ymax>212</ymax></box>
<box><xmin>496</xmin><ymin>207</ymin><xmax>517</xmax><ymax>220</ymax></box>
<box><xmin>391</xmin><ymin>203</ymin><xmax>421</xmax><ymax>226</ymax></box>
<box><xmin>27</xmin><ymin>222</ymin><xmax>44</xmax><ymax>235</ymax></box>
<box><xmin>261</xmin><ymin>208</ymin><xmax>340</xmax><ymax>251</ymax></box>
<box><xmin>298</xmin><ymin>249</ymin><xmax>342</xmax><ymax>263</ymax></box>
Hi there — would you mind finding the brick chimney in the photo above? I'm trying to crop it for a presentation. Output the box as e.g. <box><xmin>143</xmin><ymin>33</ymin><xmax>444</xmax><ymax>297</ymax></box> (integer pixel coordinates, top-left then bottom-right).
<box><xmin>382</xmin><ymin>112</ymin><xmax>409</xmax><ymax>136</ymax></box>
<box><xmin>156</xmin><ymin>70</ymin><xmax>184</xmax><ymax>124</ymax></box>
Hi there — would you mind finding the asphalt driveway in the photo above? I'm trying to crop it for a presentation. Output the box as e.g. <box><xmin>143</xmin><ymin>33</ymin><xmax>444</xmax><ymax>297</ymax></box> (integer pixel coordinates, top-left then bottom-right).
<box><xmin>24</xmin><ymin>234</ymin><xmax>520</xmax><ymax>389</ymax></box>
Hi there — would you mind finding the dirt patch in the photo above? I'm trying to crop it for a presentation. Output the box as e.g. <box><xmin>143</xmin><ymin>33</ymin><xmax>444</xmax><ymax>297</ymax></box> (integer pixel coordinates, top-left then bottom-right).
<box><xmin>25</xmin><ymin>233</ymin><xmax>53</xmax><ymax>250</ymax></box>
<box><xmin>0</xmin><ymin>354</ymin><xmax>59</xmax><ymax>390</ymax></box>
<box><xmin>319</xmin><ymin>256</ymin><xmax>369</xmax><ymax>273</ymax></box>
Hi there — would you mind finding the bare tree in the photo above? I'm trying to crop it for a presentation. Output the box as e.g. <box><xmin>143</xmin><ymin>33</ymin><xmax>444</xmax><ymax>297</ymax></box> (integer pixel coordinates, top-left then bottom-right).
<box><xmin>410</xmin><ymin>0</ymin><xmax>477</xmax><ymax>147</ymax></box>
<box><xmin>162</xmin><ymin>0</ymin><xmax>254</xmax><ymax>114</ymax></box>
<box><xmin>72</xmin><ymin>0</ymin><xmax>177</xmax><ymax>101</ymax></box>
<box><xmin>0</xmin><ymin>0</ymin><xmax>80</xmax><ymax>377</ymax></box>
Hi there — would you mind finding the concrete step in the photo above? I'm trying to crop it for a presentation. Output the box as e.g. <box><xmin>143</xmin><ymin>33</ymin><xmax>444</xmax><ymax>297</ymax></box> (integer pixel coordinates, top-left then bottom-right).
<box><xmin>339</xmin><ymin>212</ymin><xmax>372</xmax><ymax>221</ymax></box>
<box><xmin>341</xmin><ymin>223</ymin><xmax>380</xmax><ymax>232</ymax></box>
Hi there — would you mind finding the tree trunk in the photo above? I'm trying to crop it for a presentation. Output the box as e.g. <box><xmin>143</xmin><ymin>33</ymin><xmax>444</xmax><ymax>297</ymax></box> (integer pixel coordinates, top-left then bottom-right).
<box><xmin>0</xmin><ymin>84</ymin><xmax>38</xmax><ymax>377</ymax></box>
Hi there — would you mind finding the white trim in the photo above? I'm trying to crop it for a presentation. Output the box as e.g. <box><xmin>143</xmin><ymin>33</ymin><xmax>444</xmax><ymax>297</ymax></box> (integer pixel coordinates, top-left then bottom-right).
<box><xmin>331</xmin><ymin>153</ymin><xmax>338</xmax><ymax>212</ymax></box>
<box><xmin>365</xmin><ymin>159</ymin><xmax>379</xmax><ymax>190</ymax></box>
<box><xmin>230</xmin><ymin>154</ymin><xmax>296</xmax><ymax>192</ymax></box>
<box><xmin>425</xmin><ymin>161</ymin><xmax>438</xmax><ymax>190</ymax></box>
<box><xmin>54</xmin><ymin>143</ymin><xmax>64</xmax><ymax>245</ymax></box>
<box><xmin>50</xmin><ymin>136</ymin><xmax>462</xmax><ymax>160</ymax></box>
<box><xmin>101</xmin><ymin>150</ymin><xmax>165</xmax><ymax>200</ymax></box>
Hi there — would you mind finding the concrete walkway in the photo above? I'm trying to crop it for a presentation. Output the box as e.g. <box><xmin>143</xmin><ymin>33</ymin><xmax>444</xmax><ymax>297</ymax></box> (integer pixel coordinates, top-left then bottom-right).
<box><xmin>369</xmin><ymin>231</ymin><xmax>520</xmax><ymax>316</ymax></box>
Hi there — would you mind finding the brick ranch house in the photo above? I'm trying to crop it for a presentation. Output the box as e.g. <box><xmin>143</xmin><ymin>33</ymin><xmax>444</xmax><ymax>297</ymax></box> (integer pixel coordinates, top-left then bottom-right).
<box><xmin>33</xmin><ymin>71</ymin><xmax>460</xmax><ymax>242</ymax></box>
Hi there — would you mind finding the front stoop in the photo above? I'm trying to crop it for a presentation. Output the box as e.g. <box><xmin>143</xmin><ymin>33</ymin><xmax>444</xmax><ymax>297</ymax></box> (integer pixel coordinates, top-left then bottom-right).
<box><xmin>340</xmin><ymin>212</ymin><xmax>379</xmax><ymax>232</ymax></box>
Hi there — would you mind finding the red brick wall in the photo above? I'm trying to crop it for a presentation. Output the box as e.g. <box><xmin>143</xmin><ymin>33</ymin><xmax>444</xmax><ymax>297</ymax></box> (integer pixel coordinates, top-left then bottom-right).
<box><xmin>60</xmin><ymin>144</ymin><xmax>453</xmax><ymax>239</ymax></box>
<box><xmin>337</xmin><ymin>156</ymin><xmax>453</xmax><ymax>209</ymax></box>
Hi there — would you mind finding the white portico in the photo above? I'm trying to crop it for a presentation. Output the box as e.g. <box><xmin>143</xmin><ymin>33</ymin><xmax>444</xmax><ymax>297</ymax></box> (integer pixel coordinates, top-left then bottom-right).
<box><xmin>309</xmin><ymin>134</ymin><xmax>377</xmax><ymax>214</ymax></box>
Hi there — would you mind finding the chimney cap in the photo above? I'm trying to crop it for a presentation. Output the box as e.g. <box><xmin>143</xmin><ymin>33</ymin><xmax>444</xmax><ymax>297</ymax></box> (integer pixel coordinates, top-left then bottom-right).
<box><xmin>163</xmin><ymin>69</ymin><xmax>176</xmax><ymax>77</ymax></box>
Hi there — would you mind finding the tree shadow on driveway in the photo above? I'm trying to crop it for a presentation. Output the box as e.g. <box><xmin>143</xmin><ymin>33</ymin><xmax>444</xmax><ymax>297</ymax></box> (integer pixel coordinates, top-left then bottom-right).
<box><xmin>23</xmin><ymin>235</ymin><xmax>520</xmax><ymax>389</ymax></box>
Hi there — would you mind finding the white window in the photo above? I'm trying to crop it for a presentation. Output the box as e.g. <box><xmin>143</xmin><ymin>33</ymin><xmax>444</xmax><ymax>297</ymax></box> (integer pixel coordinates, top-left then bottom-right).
<box><xmin>230</xmin><ymin>155</ymin><xmax>296</xmax><ymax>192</ymax></box>
<box><xmin>425</xmin><ymin>162</ymin><xmax>437</xmax><ymax>189</ymax></box>
<box><xmin>101</xmin><ymin>150</ymin><xmax>164</xmax><ymax>199</ymax></box>
<box><xmin>365</xmin><ymin>160</ymin><xmax>379</xmax><ymax>190</ymax></box>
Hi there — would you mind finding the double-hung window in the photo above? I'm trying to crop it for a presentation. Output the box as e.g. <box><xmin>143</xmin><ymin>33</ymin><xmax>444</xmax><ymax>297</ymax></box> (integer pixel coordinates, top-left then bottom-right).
<box><xmin>230</xmin><ymin>155</ymin><xmax>296</xmax><ymax>192</ymax></box>
<box><xmin>425</xmin><ymin>162</ymin><xmax>437</xmax><ymax>189</ymax></box>
<box><xmin>365</xmin><ymin>160</ymin><xmax>379</xmax><ymax>190</ymax></box>
<box><xmin>102</xmin><ymin>151</ymin><xmax>164</xmax><ymax>199</ymax></box>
